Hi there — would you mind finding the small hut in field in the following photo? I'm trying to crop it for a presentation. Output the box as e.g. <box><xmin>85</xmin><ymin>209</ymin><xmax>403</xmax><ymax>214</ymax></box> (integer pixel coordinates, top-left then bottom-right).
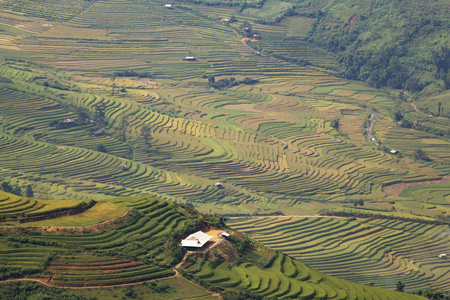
<box><xmin>180</xmin><ymin>231</ymin><xmax>212</xmax><ymax>248</ymax></box>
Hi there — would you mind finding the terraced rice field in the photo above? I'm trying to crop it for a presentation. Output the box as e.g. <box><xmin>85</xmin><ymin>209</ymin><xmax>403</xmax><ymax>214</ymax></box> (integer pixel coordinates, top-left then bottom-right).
<box><xmin>228</xmin><ymin>216</ymin><xmax>450</xmax><ymax>292</ymax></box>
<box><xmin>0</xmin><ymin>0</ymin><xmax>448</xmax><ymax>219</ymax></box>
<box><xmin>0</xmin><ymin>196</ymin><xmax>192</xmax><ymax>287</ymax></box>
<box><xmin>188</xmin><ymin>251</ymin><xmax>425</xmax><ymax>299</ymax></box>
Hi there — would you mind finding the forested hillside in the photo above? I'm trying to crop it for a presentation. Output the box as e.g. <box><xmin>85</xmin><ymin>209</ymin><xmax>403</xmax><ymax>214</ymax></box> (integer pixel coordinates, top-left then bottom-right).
<box><xmin>306</xmin><ymin>0</ymin><xmax>450</xmax><ymax>93</ymax></box>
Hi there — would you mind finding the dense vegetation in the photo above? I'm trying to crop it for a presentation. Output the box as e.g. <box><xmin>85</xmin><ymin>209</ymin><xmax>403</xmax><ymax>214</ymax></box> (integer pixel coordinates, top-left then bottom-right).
<box><xmin>306</xmin><ymin>0</ymin><xmax>450</xmax><ymax>93</ymax></box>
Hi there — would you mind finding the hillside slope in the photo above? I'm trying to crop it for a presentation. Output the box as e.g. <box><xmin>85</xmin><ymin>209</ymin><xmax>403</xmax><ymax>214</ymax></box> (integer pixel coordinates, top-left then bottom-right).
<box><xmin>0</xmin><ymin>192</ymin><xmax>426</xmax><ymax>299</ymax></box>
<box><xmin>306</xmin><ymin>0</ymin><xmax>450</xmax><ymax>94</ymax></box>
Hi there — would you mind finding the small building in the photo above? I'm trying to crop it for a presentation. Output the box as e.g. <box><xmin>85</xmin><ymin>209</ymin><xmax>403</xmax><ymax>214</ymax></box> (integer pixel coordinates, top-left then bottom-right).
<box><xmin>164</xmin><ymin>4</ymin><xmax>173</xmax><ymax>9</ymax></box>
<box><xmin>438</xmin><ymin>254</ymin><xmax>447</xmax><ymax>259</ymax></box>
<box><xmin>215</xmin><ymin>182</ymin><xmax>224</xmax><ymax>189</ymax></box>
<box><xmin>120</xmin><ymin>164</ymin><xmax>128</xmax><ymax>170</ymax></box>
<box><xmin>389</xmin><ymin>150</ymin><xmax>398</xmax><ymax>155</ymax></box>
<box><xmin>62</xmin><ymin>118</ymin><xmax>75</xmax><ymax>124</ymax></box>
<box><xmin>55</xmin><ymin>92</ymin><xmax>64</xmax><ymax>99</ymax></box>
<box><xmin>221</xmin><ymin>18</ymin><xmax>229</xmax><ymax>23</ymax></box>
<box><xmin>252</xmin><ymin>34</ymin><xmax>261</xmax><ymax>40</ymax></box>
<box><xmin>92</xmin><ymin>128</ymin><xmax>106</xmax><ymax>136</ymax></box>
<box><xmin>244</xmin><ymin>27</ymin><xmax>251</xmax><ymax>32</ymax></box>
<box><xmin>181</xmin><ymin>231</ymin><xmax>212</xmax><ymax>248</ymax></box>
<box><xmin>185</xmin><ymin>56</ymin><xmax>196</xmax><ymax>61</ymax></box>
<box><xmin>255</xmin><ymin>51</ymin><xmax>261</xmax><ymax>56</ymax></box>
<box><xmin>218</xmin><ymin>232</ymin><xmax>230</xmax><ymax>237</ymax></box>
<box><xmin>118</xmin><ymin>87</ymin><xmax>127</xmax><ymax>93</ymax></box>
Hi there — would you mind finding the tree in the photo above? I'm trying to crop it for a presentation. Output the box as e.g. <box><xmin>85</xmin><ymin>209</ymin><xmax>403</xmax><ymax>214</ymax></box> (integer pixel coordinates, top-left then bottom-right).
<box><xmin>208</xmin><ymin>76</ymin><xmax>215</xmax><ymax>85</ymax></box>
<box><xmin>330</xmin><ymin>118</ymin><xmax>340</xmax><ymax>130</ymax></box>
<box><xmin>76</xmin><ymin>107</ymin><xmax>89</xmax><ymax>128</ymax></box>
<box><xmin>141</xmin><ymin>125</ymin><xmax>151</xmax><ymax>153</ymax></box>
<box><xmin>394</xmin><ymin>111</ymin><xmax>403</xmax><ymax>122</ymax></box>
<box><xmin>11</xmin><ymin>186</ymin><xmax>22</xmax><ymax>196</ymax></box>
<box><xmin>94</xmin><ymin>103</ymin><xmax>106</xmax><ymax>125</ymax></box>
<box><xmin>111</xmin><ymin>74</ymin><xmax>116</xmax><ymax>96</ymax></box>
<box><xmin>438</xmin><ymin>102</ymin><xmax>442</xmax><ymax>116</ymax></box>
<box><xmin>121</xmin><ymin>117</ymin><xmax>129</xmax><ymax>142</ymax></box>
<box><xmin>413</xmin><ymin>149</ymin><xmax>431</xmax><ymax>161</ymax></box>
<box><xmin>25</xmin><ymin>185</ymin><xmax>34</xmax><ymax>198</ymax></box>
<box><xmin>96</xmin><ymin>144</ymin><xmax>107</xmax><ymax>153</ymax></box>
<box><xmin>1</xmin><ymin>182</ymin><xmax>12</xmax><ymax>193</ymax></box>
<box><xmin>396</xmin><ymin>281</ymin><xmax>405</xmax><ymax>292</ymax></box>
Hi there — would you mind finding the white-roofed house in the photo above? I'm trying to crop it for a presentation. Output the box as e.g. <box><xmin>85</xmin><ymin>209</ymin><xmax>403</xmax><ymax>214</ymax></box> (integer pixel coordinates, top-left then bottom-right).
<box><xmin>180</xmin><ymin>231</ymin><xmax>212</xmax><ymax>248</ymax></box>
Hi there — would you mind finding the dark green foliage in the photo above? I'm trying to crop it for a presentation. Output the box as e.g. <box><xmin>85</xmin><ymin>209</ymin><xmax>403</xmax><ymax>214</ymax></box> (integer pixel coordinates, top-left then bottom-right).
<box><xmin>96</xmin><ymin>144</ymin><xmax>107</xmax><ymax>153</ymax></box>
<box><xmin>141</xmin><ymin>125</ymin><xmax>151</xmax><ymax>153</ymax></box>
<box><xmin>125</xmin><ymin>287</ymin><xmax>137</xmax><ymax>298</ymax></box>
<box><xmin>330</xmin><ymin>118</ymin><xmax>340</xmax><ymax>130</ymax></box>
<box><xmin>396</xmin><ymin>280</ymin><xmax>405</xmax><ymax>292</ymax></box>
<box><xmin>94</xmin><ymin>103</ymin><xmax>106</xmax><ymax>125</ymax></box>
<box><xmin>0</xmin><ymin>281</ymin><xmax>94</xmax><ymax>300</ymax></box>
<box><xmin>147</xmin><ymin>281</ymin><xmax>171</xmax><ymax>293</ymax></box>
<box><xmin>416</xmin><ymin>289</ymin><xmax>450</xmax><ymax>300</ymax></box>
<box><xmin>11</xmin><ymin>186</ymin><xmax>22</xmax><ymax>196</ymax></box>
<box><xmin>307</xmin><ymin>0</ymin><xmax>450</xmax><ymax>91</ymax></box>
<box><xmin>25</xmin><ymin>185</ymin><xmax>34</xmax><ymax>198</ymax></box>
<box><xmin>1</xmin><ymin>181</ymin><xmax>12</xmax><ymax>193</ymax></box>
<box><xmin>222</xmin><ymin>289</ymin><xmax>265</xmax><ymax>300</ymax></box>
<box><xmin>1</xmin><ymin>181</ymin><xmax>23</xmax><ymax>196</ymax></box>
<box><xmin>113</xmin><ymin>69</ymin><xmax>152</xmax><ymax>78</ymax></box>
<box><xmin>413</xmin><ymin>149</ymin><xmax>431</xmax><ymax>161</ymax></box>
<box><xmin>209</xmin><ymin>77</ymin><xmax>237</xmax><ymax>89</ymax></box>
<box><xmin>394</xmin><ymin>111</ymin><xmax>404</xmax><ymax>122</ymax></box>
<box><xmin>0</xmin><ymin>266</ymin><xmax>43</xmax><ymax>280</ymax></box>
<box><xmin>237</xmin><ymin>236</ymin><xmax>251</xmax><ymax>252</ymax></box>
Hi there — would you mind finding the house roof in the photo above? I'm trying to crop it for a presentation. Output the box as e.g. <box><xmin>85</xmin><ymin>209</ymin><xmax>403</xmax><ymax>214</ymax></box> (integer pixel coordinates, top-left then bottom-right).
<box><xmin>181</xmin><ymin>231</ymin><xmax>212</xmax><ymax>248</ymax></box>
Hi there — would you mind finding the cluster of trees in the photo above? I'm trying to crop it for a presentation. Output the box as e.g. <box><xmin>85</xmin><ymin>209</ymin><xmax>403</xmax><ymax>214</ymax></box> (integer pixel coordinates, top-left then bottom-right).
<box><xmin>353</xmin><ymin>199</ymin><xmax>364</xmax><ymax>207</ymax></box>
<box><xmin>0</xmin><ymin>182</ymin><xmax>33</xmax><ymax>197</ymax></box>
<box><xmin>330</xmin><ymin>118</ymin><xmax>340</xmax><ymax>130</ymax></box>
<box><xmin>207</xmin><ymin>76</ymin><xmax>258</xmax><ymax>89</ymax></box>
<box><xmin>113</xmin><ymin>69</ymin><xmax>152</xmax><ymax>78</ymax></box>
<box><xmin>0</xmin><ymin>281</ymin><xmax>94</xmax><ymax>299</ymax></box>
<box><xmin>413</xmin><ymin>149</ymin><xmax>431</xmax><ymax>161</ymax></box>
<box><xmin>0</xmin><ymin>266</ymin><xmax>42</xmax><ymax>281</ymax></box>
<box><xmin>415</xmin><ymin>289</ymin><xmax>450</xmax><ymax>299</ymax></box>
<box><xmin>393</xmin><ymin>110</ymin><xmax>448</xmax><ymax>137</ymax></box>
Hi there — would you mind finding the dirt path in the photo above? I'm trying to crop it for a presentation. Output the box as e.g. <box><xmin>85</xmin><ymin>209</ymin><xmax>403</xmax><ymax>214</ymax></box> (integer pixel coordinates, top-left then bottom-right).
<box><xmin>4</xmin><ymin>249</ymin><xmax>222</xmax><ymax>299</ymax></box>
<box><xmin>382</xmin><ymin>175</ymin><xmax>450</xmax><ymax>197</ymax></box>
<box><xmin>232</xmin><ymin>29</ymin><xmax>261</xmax><ymax>55</ymax></box>
<box><xmin>410</xmin><ymin>102</ymin><xmax>448</xmax><ymax>120</ymax></box>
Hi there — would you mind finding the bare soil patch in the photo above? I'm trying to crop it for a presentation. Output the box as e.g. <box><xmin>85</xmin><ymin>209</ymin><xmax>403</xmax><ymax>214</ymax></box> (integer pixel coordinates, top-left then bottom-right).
<box><xmin>383</xmin><ymin>175</ymin><xmax>450</xmax><ymax>197</ymax></box>
<box><xmin>223</xmin><ymin>103</ymin><xmax>262</xmax><ymax>112</ymax></box>
<box><xmin>335</xmin><ymin>90</ymin><xmax>356</xmax><ymax>97</ymax></box>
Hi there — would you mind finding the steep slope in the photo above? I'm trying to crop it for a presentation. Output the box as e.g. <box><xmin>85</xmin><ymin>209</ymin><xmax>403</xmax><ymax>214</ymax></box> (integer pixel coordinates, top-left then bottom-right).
<box><xmin>0</xmin><ymin>193</ymin><xmax>426</xmax><ymax>299</ymax></box>
<box><xmin>306</xmin><ymin>0</ymin><xmax>450</xmax><ymax>94</ymax></box>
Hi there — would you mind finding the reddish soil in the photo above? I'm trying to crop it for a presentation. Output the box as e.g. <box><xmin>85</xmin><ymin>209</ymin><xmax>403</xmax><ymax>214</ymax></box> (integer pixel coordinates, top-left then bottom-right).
<box><xmin>346</xmin><ymin>17</ymin><xmax>357</xmax><ymax>29</ymax></box>
<box><xmin>48</xmin><ymin>261</ymin><xmax>142</xmax><ymax>271</ymax></box>
<box><xmin>383</xmin><ymin>175</ymin><xmax>450</xmax><ymax>197</ymax></box>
